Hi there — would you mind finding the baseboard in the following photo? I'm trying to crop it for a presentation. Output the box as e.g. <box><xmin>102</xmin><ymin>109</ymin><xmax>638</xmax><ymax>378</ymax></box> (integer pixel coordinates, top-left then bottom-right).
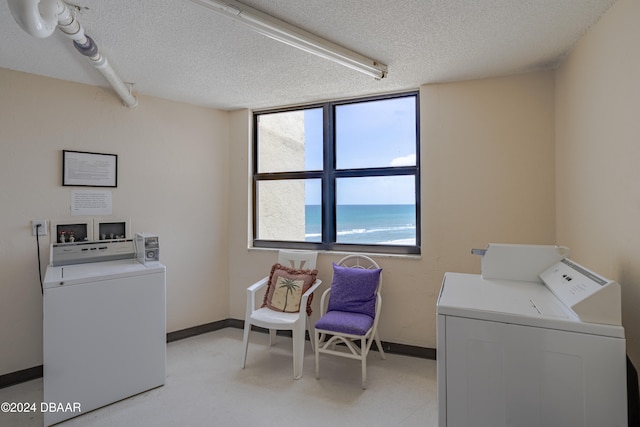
<box><xmin>0</xmin><ymin>365</ymin><xmax>42</xmax><ymax>389</ymax></box>
<box><xmin>378</xmin><ymin>341</ymin><xmax>437</xmax><ymax>359</ymax></box>
<box><xmin>166</xmin><ymin>319</ymin><xmax>233</xmax><ymax>342</ymax></box>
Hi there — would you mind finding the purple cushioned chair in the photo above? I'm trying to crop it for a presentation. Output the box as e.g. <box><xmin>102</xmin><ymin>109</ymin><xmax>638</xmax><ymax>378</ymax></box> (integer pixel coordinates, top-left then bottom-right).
<box><xmin>314</xmin><ymin>255</ymin><xmax>386</xmax><ymax>389</ymax></box>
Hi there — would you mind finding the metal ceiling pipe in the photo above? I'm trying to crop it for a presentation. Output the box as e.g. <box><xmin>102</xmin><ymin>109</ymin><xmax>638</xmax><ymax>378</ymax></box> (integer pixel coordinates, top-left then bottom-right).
<box><xmin>7</xmin><ymin>0</ymin><xmax>137</xmax><ymax>108</ymax></box>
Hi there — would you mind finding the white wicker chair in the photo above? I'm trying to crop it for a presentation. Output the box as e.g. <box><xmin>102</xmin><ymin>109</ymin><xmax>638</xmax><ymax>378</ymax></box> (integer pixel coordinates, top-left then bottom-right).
<box><xmin>314</xmin><ymin>254</ymin><xmax>386</xmax><ymax>388</ymax></box>
<box><xmin>242</xmin><ymin>250</ymin><xmax>322</xmax><ymax>379</ymax></box>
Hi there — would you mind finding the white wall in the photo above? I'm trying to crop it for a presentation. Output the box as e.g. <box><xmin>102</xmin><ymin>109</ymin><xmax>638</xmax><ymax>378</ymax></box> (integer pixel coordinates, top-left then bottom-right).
<box><xmin>555</xmin><ymin>0</ymin><xmax>640</xmax><ymax>366</ymax></box>
<box><xmin>0</xmin><ymin>69</ymin><xmax>230</xmax><ymax>376</ymax></box>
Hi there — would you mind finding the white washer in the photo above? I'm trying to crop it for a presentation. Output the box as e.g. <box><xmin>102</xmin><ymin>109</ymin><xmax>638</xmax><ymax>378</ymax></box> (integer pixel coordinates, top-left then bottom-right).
<box><xmin>437</xmin><ymin>244</ymin><xmax>627</xmax><ymax>427</ymax></box>
<box><xmin>43</xmin><ymin>240</ymin><xmax>166</xmax><ymax>426</ymax></box>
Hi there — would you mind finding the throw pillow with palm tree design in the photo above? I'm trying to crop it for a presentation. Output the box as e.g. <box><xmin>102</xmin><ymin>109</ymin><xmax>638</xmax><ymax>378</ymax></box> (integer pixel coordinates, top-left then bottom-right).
<box><xmin>262</xmin><ymin>263</ymin><xmax>319</xmax><ymax>315</ymax></box>
<box><xmin>270</xmin><ymin>276</ymin><xmax>304</xmax><ymax>312</ymax></box>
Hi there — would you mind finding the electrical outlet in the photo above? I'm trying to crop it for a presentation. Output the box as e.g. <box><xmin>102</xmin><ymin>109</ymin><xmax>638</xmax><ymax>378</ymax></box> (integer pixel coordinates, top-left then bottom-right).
<box><xmin>32</xmin><ymin>219</ymin><xmax>48</xmax><ymax>236</ymax></box>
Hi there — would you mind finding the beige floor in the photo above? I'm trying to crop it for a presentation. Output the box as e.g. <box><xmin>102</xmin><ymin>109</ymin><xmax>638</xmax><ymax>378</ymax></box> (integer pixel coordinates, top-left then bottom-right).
<box><xmin>0</xmin><ymin>328</ymin><xmax>438</xmax><ymax>426</ymax></box>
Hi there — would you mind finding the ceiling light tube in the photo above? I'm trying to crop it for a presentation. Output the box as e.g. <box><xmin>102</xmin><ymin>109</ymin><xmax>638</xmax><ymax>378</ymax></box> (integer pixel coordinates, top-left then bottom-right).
<box><xmin>189</xmin><ymin>0</ymin><xmax>388</xmax><ymax>79</ymax></box>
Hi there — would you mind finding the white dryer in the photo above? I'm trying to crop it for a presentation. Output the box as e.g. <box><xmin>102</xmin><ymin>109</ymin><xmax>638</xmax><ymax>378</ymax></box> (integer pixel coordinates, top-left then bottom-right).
<box><xmin>43</xmin><ymin>240</ymin><xmax>166</xmax><ymax>426</ymax></box>
<box><xmin>437</xmin><ymin>244</ymin><xmax>627</xmax><ymax>427</ymax></box>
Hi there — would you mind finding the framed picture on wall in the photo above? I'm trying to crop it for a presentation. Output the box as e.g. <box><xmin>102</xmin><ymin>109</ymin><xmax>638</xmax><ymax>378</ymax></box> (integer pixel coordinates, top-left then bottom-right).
<box><xmin>62</xmin><ymin>150</ymin><xmax>117</xmax><ymax>187</ymax></box>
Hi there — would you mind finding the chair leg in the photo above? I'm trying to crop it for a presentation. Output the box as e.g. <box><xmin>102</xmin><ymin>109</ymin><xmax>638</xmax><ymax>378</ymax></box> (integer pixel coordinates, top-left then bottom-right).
<box><xmin>361</xmin><ymin>337</ymin><xmax>367</xmax><ymax>389</ymax></box>
<box><xmin>375</xmin><ymin>332</ymin><xmax>386</xmax><ymax>360</ymax></box>
<box><xmin>269</xmin><ymin>329</ymin><xmax>276</xmax><ymax>347</ymax></box>
<box><xmin>307</xmin><ymin>315</ymin><xmax>315</xmax><ymax>352</ymax></box>
<box><xmin>242</xmin><ymin>321</ymin><xmax>251</xmax><ymax>369</ymax></box>
<box><xmin>292</xmin><ymin>325</ymin><xmax>305</xmax><ymax>380</ymax></box>
<box><xmin>315</xmin><ymin>330</ymin><xmax>320</xmax><ymax>379</ymax></box>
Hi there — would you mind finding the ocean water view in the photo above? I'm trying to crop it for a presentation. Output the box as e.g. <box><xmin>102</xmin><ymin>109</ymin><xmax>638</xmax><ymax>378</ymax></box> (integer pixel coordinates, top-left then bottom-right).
<box><xmin>305</xmin><ymin>204</ymin><xmax>416</xmax><ymax>245</ymax></box>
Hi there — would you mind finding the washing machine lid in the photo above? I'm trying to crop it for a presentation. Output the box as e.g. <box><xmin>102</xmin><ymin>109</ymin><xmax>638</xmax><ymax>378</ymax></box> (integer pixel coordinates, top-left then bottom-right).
<box><xmin>437</xmin><ymin>272</ymin><xmax>624</xmax><ymax>338</ymax></box>
<box><xmin>44</xmin><ymin>259</ymin><xmax>165</xmax><ymax>288</ymax></box>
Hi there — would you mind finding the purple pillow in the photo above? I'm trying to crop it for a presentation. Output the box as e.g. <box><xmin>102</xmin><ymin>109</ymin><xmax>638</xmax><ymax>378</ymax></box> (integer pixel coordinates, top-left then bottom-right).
<box><xmin>327</xmin><ymin>263</ymin><xmax>382</xmax><ymax>318</ymax></box>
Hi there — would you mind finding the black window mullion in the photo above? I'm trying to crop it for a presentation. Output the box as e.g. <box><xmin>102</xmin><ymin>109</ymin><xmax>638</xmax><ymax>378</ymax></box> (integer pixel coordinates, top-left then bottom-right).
<box><xmin>322</xmin><ymin>104</ymin><xmax>335</xmax><ymax>248</ymax></box>
<box><xmin>255</xmin><ymin>171</ymin><xmax>323</xmax><ymax>181</ymax></box>
<box><xmin>251</xmin><ymin>113</ymin><xmax>260</xmax><ymax>241</ymax></box>
<box><xmin>413</xmin><ymin>93</ymin><xmax>421</xmax><ymax>249</ymax></box>
<box><xmin>334</xmin><ymin>166</ymin><xmax>417</xmax><ymax>179</ymax></box>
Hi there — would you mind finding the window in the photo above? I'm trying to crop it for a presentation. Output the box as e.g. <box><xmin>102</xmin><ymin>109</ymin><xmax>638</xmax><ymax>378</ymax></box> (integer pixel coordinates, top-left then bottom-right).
<box><xmin>253</xmin><ymin>92</ymin><xmax>420</xmax><ymax>254</ymax></box>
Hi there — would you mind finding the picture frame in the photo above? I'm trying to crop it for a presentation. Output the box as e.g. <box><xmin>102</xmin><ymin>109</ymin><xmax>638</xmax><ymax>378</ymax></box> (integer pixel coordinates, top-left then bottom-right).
<box><xmin>63</xmin><ymin>150</ymin><xmax>117</xmax><ymax>187</ymax></box>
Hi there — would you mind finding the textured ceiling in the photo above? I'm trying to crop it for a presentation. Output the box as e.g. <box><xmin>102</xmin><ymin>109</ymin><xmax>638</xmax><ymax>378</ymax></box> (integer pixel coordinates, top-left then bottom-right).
<box><xmin>0</xmin><ymin>0</ymin><xmax>617</xmax><ymax>111</ymax></box>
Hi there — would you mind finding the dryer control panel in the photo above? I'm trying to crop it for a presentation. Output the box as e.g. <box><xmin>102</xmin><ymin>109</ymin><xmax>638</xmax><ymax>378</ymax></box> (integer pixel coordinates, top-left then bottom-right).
<box><xmin>540</xmin><ymin>258</ymin><xmax>621</xmax><ymax>326</ymax></box>
<box><xmin>50</xmin><ymin>240</ymin><xmax>135</xmax><ymax>266</ymax></box>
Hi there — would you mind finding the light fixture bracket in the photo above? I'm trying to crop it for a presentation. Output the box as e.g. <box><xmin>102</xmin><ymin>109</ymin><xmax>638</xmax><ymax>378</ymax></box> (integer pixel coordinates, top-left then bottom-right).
<box><xmin>189</xmin><ymin>0</ymin><xmax>388</xmax><ymax>79</ymax></box>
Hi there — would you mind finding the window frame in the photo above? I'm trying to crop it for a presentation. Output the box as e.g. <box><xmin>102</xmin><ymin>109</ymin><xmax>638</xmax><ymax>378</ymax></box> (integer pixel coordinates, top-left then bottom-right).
<box><xmin>252</xmin><ymin>91</ymin><xmax>421</xmax><ymax>255</ymax></box>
